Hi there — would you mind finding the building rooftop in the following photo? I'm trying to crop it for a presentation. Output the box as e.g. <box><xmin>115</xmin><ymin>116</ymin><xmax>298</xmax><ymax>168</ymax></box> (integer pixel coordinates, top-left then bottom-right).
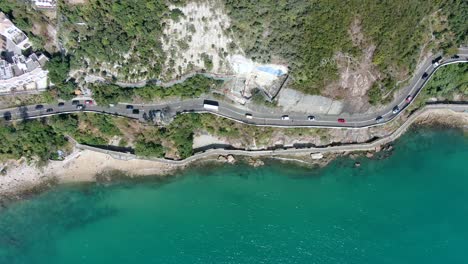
<box><xmin>0</xmin><ymin>12</ymin><xmax>31</xmax><ymax>53</ymax></box>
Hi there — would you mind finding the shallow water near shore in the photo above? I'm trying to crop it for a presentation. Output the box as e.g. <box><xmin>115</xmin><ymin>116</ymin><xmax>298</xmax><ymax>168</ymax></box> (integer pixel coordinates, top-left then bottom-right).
<box><xmin>0</xmin><ymin>128</ymin><xmax>467</xmax><ymax>263</ymax></box>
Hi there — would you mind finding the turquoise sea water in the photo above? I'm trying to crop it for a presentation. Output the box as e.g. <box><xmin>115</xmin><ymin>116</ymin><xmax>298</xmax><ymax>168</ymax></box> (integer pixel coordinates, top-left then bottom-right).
<box><xmin>0</xmin><ymin>128</ymin><xmax>467</xmax><ymax>264</ymax></box>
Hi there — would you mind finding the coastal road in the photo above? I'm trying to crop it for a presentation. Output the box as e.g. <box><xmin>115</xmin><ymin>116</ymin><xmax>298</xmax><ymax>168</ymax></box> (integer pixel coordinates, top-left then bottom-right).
<box><xmin>74</xmin><ymin>104</ymin><xmax>468</xmax><ymax>164</ymax></box>
<box><xmin>0</xmin><ymin>50</ymin><xmax>467</xmax><ymax>129</ymax></box>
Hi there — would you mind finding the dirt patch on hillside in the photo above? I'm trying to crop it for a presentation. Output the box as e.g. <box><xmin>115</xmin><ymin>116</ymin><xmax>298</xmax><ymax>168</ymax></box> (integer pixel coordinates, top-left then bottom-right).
<box><xmin>161</xmin><ymin>1</ymin><xmax>236</xmax><ymax>79</ymax></box>
<box><xmin>323</xmin><ymin>18</ymin><xmax>380</xmax><ymax>113</ymax></box>
<box><xmin>31</xmin><ymin>22</ymin><xmax>58</xmax><ymax>52</ymax></box>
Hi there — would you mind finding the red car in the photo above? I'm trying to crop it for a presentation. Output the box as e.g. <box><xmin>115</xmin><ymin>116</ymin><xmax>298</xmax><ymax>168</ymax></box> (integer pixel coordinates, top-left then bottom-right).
<box><xmin>85</xmin><ymin>100</ymin><xmax>94</xmax><ymax>105</ymax></box>
<box><xmin>338</xmin><ymin>118</ymin><xmax>346</xmax><ymax>123</ymax></box>
<box><xmin>405</xmin><ymin>95</ymin><xmax>413</xmax><ymax>103</ymax></box>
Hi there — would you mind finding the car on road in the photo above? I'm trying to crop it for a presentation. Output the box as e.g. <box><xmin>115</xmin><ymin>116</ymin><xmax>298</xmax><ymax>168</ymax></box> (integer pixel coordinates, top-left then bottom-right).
<box><xmin>307</xmin><ymin>115</ymin><xmax>316</xmax><ymax>121</ymax></box>
<box><xmin>405</xmin><ymin>95</ymin><xmax>413</xmax><ymax>103</ymax></box>
<box><xmin>58</xmin><ymin>102</ymin><xmax>65</xmax><ymax>107</ymax></box>
<box><xmin>126</xmin><ymin>105</ymin><xmax>134</xmax><ymax>110</ymax></box>
<box><xmin>46</xmin><ymin>108</ymin><xmax>54</xmax><ymax>113</ymax></box>
<box><xmin>392</xmin><ymin>105</ymin><xmax>400</xmax><ymax>114</ymax></box>
<box><xmin>281</xmin><ymin>115</ymin><xmax>290</xmax><ymax>120</ymax></box>
<box><xmin>72</xmin><ymin>100</ymin><xmax>79</xmax><ymax>105</ymax></box>
<box><xmin>76</xmin><ymin>104</ymin><xmax>84</xmax><ymax>110</ymax></box>
<box><xmin>432</xmin><ymin>56</ymin><xmax>441</xmax><ymax>67</ymax></box>
<box><xmin>132</xmin><ymin>109</ymin><xmax>140</xmax><ymax>115</ymax></box>
<box><xmin>376</xmin><ymin>116</ymin><xmax>383</xmax><ymax>123</ymax></box>
<box><xmin>85</xmin><ymin>100</ymin><xmax>93</xmax><ymax>105</ymax></box>
<box><xmin>35</xmin><ymin>104</ymin><xmax>44</xmax><ymax>110</ymax></box>
<box><xmin>245</xmin><ymin>113</ymin><xmax>253</xmax><ymax>119</ymax></box>
<box><xmin>337</xmin><ymin>118</ymin><xmax>346</xmax><ymax>123</ymax></box>
<box><xmin>3</xmin><ymin>112</ymin><xmax>11</xmax><ymax>121</ymax></box>
<box><xmin>421</xmin><ymin>72</ymin><xmax>428</xmax><ymax>79</ymax></box>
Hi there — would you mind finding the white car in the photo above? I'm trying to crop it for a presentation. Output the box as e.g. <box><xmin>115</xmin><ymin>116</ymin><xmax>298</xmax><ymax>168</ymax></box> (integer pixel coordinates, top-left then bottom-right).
<box><xmin>281</xmin><ymin>115</ymin><xmax>290</xmax><ymax>120</ymax></box>
<box><xmin>245</xmin><ymin>113</ymin><xmax>253</xmax><ymax>119</ymax></box>
<box><xmin>392</xmin><ymin>106</ymin><xmax>400</xmax><ymax>114</ymax></box>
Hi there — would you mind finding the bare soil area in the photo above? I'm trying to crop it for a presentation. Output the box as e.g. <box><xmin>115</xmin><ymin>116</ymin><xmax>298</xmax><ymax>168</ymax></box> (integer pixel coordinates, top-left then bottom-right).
<box><xmin>322</xmin><ymin>18</ymin><xmax>380</xmax><ymax>113</ymax></box>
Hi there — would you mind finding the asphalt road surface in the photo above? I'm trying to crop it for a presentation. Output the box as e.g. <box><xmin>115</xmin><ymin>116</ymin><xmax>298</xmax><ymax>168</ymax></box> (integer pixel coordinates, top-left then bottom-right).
<box><xmin>1</xmin><ymin>50</ymin><xmax>467</xmax><ymax>129</ymax></box>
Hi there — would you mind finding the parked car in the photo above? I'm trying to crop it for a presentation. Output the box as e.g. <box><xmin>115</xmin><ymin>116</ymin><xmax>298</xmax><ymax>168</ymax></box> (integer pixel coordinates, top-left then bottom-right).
<box><xmin>307</xmin><ymin>115</ymin><xmax>315</xmax><ymax>121</ymax></box>
<box><xmin>132</xmin><ymin>109</ymin><xmax>140</xmax><ymax>115</ymax></box>
<box><xmin>245</xmin><ymin>113</ymin><xmax>253</xmax><ymax>119</ymax></box>
<box><xmin>337</xmin><ymin>118</ymin><xmax>346</xmax><ymax>123</ymax></box>
<box><xmin>392</xmin><ymin>105</ymin><xmax>400</xmax><ymax>114</ymax></box>
<box><xmin>126</xmin><ymin>105</ymin><xmax>134</xmax><ymax>110</ymax></box>
<box><xmin>35</xmin><ymin>104</ymin><xmax>44</xmax><ymax>110</ymax></box>
<box><xmin>3</xmin><ymin>112</ymin><xmax>12</xmax><ymax>121</ymax></box>
<box><xmin>405</xmin><ymin>95</ymin><xmax>413</xmax><ymax>103</ymax></box>
<box><xmin>46</xmin><ymin>108</ymin><xmax>54</xmax><ymax>113</ymax></box>
<box><xmin>376</xmin><ymin>116</ymin><xmax>383</xmax><ymax>123</ymax></box>
<box><xmin>421</xmin><ymin>72</ymin><xmax>428</xmax><ymax>79</ymax></box>
<box><xmin>58</xmin><ymin>102</ymin><xmax>65</xmax><ymax>107</ymax></box>
<box><xmin>76</xmin><ymin>104</ymin><xmax>84</xmax><ymax>110</ymax></box>
<box><xmin>85</xmin><ymin>100</ymin><xmax>93</xmax><ymax>105</ymax></box>
<box><xmin>72</xmin><ymin>100</ymin><xmax>80</xmax><ymax>105</ymax></box>
<box><xmin>281</xmin><ymin>115</ymin><xmax>290</xmax><ymax>120</ymax></box>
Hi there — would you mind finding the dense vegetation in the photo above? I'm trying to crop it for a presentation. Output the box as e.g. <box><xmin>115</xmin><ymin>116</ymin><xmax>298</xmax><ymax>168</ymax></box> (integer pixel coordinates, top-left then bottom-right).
<box><xmin>91</xmin><ymin>75</ymin><xmax>223</xmax><ymax>105</ymax></box>
<box><xmin>424</xmin><ymin>63</ymin><xmax>468</xmax><ymax>98</ymax></box>
<box><xmin>45</xmin><ymin>55</ymin><xmax>77</xmax><ymax>99</ymax></box>
<box><xmin>59</xmin><ymin>0</ymin><xmax>171</xmax><ymax>80</ymax></box>
<box><xmin>49</xmin><ymin>113</ymin><xmax>121</xmax><ymax>146</ymax></box>
<box><xmin>0</xmin><ymin>120</ymin><xmax>67</xmax><ymax>163</ymax></box>
<box><xmin>224</xmin><ymin>0</ymin><xmax>466</xmax><ymax>95</ymax></box>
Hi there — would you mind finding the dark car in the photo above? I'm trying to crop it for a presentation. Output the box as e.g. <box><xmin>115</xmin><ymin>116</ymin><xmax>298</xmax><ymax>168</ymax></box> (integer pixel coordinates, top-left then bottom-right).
<box><xmin>337</xmin><ymin>118</ymin><xmax>346</xmax><ymax>123</ymax></box>
<box><xmin>126</xmin><ymin>105</ymin><xmax>134</xmax><ymax>110</ymax></box>
<box><xmin>307</xmin><ymin>115</ymin><xmax>316</xmax><ymax>121</ymax></box>
<box><xmin>3</xmin><ymin>112</ymin><xmax>12</xmax><ymax>121</ymax></box>
<box><xmin>72</xmin><ymin>100</ymin><xmax>80</xmax><ymax>105</ymax></box>
<box><xmin>392</xmin><ymin>105</ymin><xmax>400</xmax><ymax>114</ymax></box>
<box><xmin>35</xmin><ymin>104</ymin><xmax>44</xmax><ymax>110</ymax></box>
<box><xmin>58</xmin><ymin>102</ymin><xmax>65</xmax><ymax>107</ymax></box>
<box><xmin>46</xmin><ymin>108</ymin><xmax>54</xmax><ymax>113</ymax></box>
<box><xmin>376</xmin><ymin>116</ymin><xmax>383</xmax><ymax>123</ymax></box>
<box><xmin>132</xmin><ymin>109</ymin><xmax>140</xmax><ymax>115</ymax></box>
<box><xmin>421</xmin><ymin>72</ymin><xmax>428</xmax><ymax>79</ymax></box>
<box><xmin>76</xmin><ymin>104</ymin><xmax>84</xmax><ymax>110</ymax></box>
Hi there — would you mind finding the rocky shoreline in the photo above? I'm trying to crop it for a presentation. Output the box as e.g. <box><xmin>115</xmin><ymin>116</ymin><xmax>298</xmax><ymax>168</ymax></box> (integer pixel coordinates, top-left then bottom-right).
<box><xmin>0</xmin><ymin>108</ymin><xmax>466</xmax><ymax>202</ymax></box>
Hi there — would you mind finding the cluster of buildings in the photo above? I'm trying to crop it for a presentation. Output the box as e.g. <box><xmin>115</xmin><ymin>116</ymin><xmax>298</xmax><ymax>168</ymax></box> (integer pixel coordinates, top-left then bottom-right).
<box><xmin>0</xmin><ymin>12</ymin><xmax>49</xmax><ymax>94</ymax></box>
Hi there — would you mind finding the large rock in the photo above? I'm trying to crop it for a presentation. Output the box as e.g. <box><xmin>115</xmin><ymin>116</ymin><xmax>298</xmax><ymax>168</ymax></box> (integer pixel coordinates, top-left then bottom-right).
<box><xmin>218</xmin><ymin>155</ymin><xmax>228</xmax><ymax>162</ymax></box>
<box><xmin>227</xmin><ymin>155</ymin><xmax>236</xmax><ymax>164</ymax></box>
<box><xmin>310</xmin><ymin>153</ymin><xmax>324</xmax><ymax>160</ymax></box>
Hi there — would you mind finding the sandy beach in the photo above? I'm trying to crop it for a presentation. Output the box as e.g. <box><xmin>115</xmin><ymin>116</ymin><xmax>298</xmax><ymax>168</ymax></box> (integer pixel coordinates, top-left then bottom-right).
<box><xmin>0</xmin><ymin>149</ymin><xmax>183</xmax><ymax>198</ymax></box>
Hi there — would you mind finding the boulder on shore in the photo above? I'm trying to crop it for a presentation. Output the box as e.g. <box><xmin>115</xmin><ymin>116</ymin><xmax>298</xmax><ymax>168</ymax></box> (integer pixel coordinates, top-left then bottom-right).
<box><xmin>310</xmin><ymin>153</ymin><xmax>324</xmax><ymax>160</ymax></box>
<box><xmin>247</xmin><ymin>158</ymin><xmax>265</xmax><ymax>167</ymax></box>
<box><xmin>227</xmin><ymin>155</ymin><xmax>236</xmax><ymax>164</ymax></box>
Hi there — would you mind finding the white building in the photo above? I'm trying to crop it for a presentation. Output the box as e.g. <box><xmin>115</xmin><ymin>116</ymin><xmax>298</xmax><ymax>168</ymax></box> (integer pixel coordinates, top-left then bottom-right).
<box><xmin>0</xmin><ymin>12</ymin><xmax>31</xmax><ymax>55</ymax></box>
<box><xmin>0</xmin><ymin>54</ymin><xmax>49</xmax><ymax>93</ymax></box>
